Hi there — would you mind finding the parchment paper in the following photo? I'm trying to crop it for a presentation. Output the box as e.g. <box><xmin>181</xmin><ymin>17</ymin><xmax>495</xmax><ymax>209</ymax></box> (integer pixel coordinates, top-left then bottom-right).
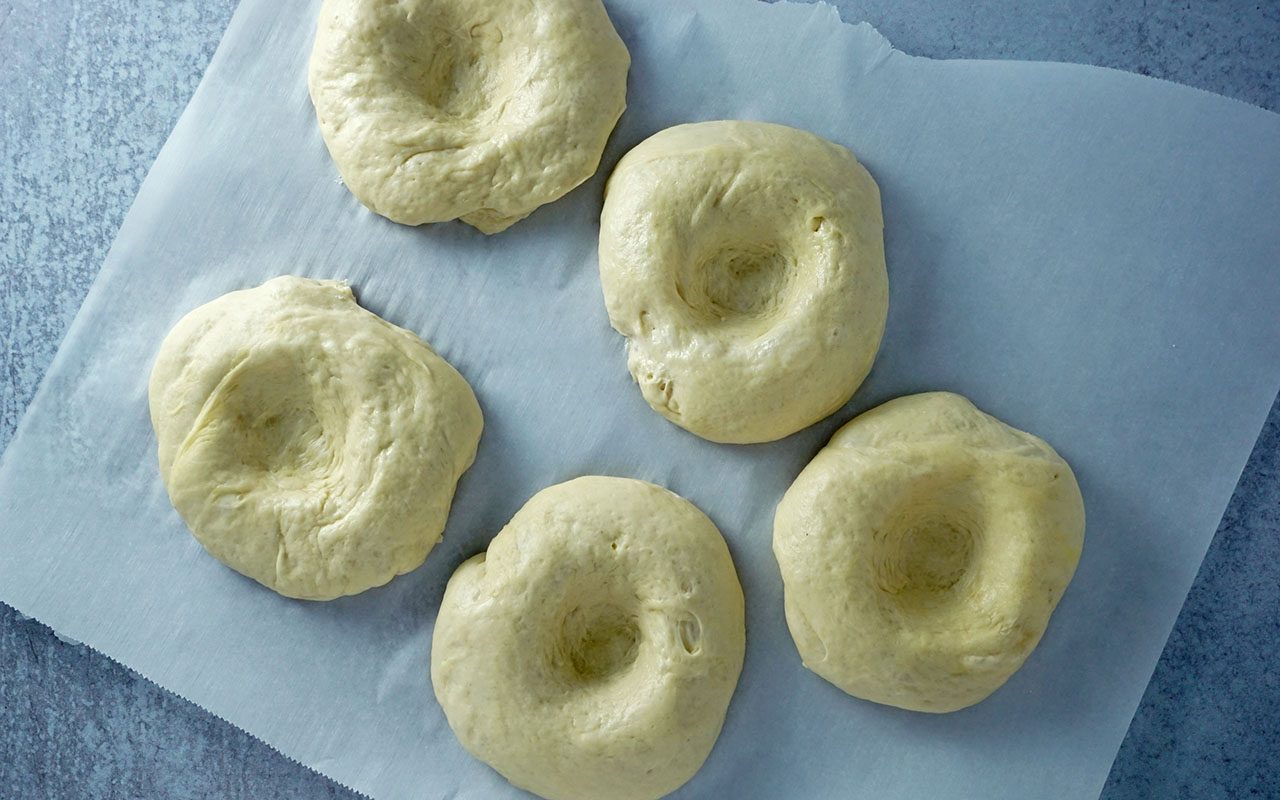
<box><xmin>2</xmin><ymin>0</ymin><xmax>1279</xmax><ymax>797</ymax></box>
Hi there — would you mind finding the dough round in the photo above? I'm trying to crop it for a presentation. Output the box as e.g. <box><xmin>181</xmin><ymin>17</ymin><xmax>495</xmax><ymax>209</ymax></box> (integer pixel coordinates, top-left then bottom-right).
<box><xmin>598</xmin><ymin>120</ymin><xmax>888</xmax><ymax>443</ymax></box>
<box><xmin>308</xmin><ymin>0</ymin><xmax>630</xmax><ymax>233</ymax></box>
<box><xmin>149</xmin><ymin>276</ymin><xmax>483</xmax><ymax>600</ymax></box>
<box><xmin>432</xmin><ymin>476</ymin><xmax>744</xmax><ymax>800</ymax></box>
<box><xmin>773</xmin><ymin>392</ymin><xmax>1084</xmax><ymax>712</ymax></box>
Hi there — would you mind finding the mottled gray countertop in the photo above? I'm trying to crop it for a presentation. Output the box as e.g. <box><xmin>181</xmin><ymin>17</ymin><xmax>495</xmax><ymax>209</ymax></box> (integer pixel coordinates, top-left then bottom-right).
<box><xmin>1</xmin><ymin>0</ymin><xmax>1277</xmax><ymax>797</ymax></box>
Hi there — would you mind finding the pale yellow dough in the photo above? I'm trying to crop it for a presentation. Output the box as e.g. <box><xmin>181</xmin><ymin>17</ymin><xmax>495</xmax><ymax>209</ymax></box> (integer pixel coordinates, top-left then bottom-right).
<box><xmin>773</xmin><ymin>392</ymin><xmax>1085</xmax><ymax>712</ymax></box>
<box><xmin>598</xmin><ymin>121</ymin><xmax>888</xmax><ymax>443</ymax></box>
<box><xmin>308</xmin><ymin>0</ymin><xmax>630</xmax><ymax>233</ymax></box>
<box><xmin>431</xmin><ymin>477</ymin><xmax>745</xmax><ymax>800</ymax></box>
<box><xmin>149</xmin><ymin>276</ymin><xmax>482</xmax><ymax>601</ymax></box>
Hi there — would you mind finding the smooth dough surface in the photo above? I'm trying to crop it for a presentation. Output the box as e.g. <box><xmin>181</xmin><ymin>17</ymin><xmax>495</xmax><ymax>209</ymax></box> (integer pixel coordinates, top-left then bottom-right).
<box><xmin>432</xmin><ymin>476</ymin><xmax>745</xmax><ymax>800</ymax></box>
<box><xmin>308</xmin><ymin>0</ymin><xmax>630</xmax><ymax>233</ymax></box>
<box><xmin>599</xmin><ymin>120</ymin><xmax>888</xmax><ymax>443</ymax></box>
<box><xmin>149</xmin><ymin>276</ymin><xmax>482</xmax><ymax>600</ymax></box>
<box><xmin>773</xmin><ymin>392</ymin><xmax>1085</xmax><ymax>712</ymax></box>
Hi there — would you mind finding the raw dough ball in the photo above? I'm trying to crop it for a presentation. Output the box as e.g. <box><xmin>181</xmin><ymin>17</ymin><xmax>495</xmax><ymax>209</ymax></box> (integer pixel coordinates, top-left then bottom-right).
<box><xmin>432</xmin><ymin>476</ymin><xmax>745</xmax><ymax>800</ymax></box>
<box><xmin>598</xmin><ymin>121</ymin><xmax>888</xmax><ymax>443</ymax></box>
<box><xmin>149</xmin><ymin>276</ymin><xmax>482</xmax><ymax>600</ymax></box>
<box><xmin>308</xmin><ymin>0</ymin><xmax>630</xmax><ymax>233</ymax></box>
<box><xmin>773</xmin><ymin>392</ymin><xmax>1085</xmax><ymax>712</ymax></box>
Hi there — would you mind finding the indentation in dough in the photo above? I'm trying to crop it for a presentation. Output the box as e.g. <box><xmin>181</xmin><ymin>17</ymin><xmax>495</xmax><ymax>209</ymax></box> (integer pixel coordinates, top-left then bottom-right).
<box><xmin>873</xmin><ymin>511</ymin><xmax>979</xmax><ymax>617</ymax></box>
<box><xmin>677</xmin><ymin>242</ymin><xmax>796</xmax><ymax>324</ymax></box>
<box><xmin>790</xmin><ymin>606</ymin><xmax>828</xmax><ymax>664</ymax></box>
<box><xmin>639</xmin><ymin>371</ymin><xmax>681</xmax><ymax>417</ymax></box>
<box><xmin>677</xmin><ymin>614</ymin><xmax>702</xmax><ymax>655</ymax></box>
<box><xmin>215</xmin><ymin>353</ymin><xmax>336</xmax><ymax>486</ymax></box>
<box><xmin>558</xmin><ymin>602</ymin><xmax>641</xmax><ymax>683</ymax></box>
<box><xmin>377</xmin><ymin>9</ymin><xmax>510</xmax><ymax>121</ymax></box>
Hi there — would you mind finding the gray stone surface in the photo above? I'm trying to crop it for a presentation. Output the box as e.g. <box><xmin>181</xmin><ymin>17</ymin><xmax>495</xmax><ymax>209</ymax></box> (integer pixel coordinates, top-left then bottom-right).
<box><xmin>1107</xmin><ymin>393</ymin><xmax>1280</xmax><ymax>798</ymax></box>
<box><xmin>1</xmin><ymin>0</ymin><xmax>1276</xmax><ymax>797</ymax></box>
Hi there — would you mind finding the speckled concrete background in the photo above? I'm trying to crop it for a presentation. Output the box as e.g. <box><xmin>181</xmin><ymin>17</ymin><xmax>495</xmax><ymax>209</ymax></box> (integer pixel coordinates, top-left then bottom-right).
<box><xmin>1</xmin><ymin>1</ymin><xmax>1277</xmax><ymax>797</ymax></box>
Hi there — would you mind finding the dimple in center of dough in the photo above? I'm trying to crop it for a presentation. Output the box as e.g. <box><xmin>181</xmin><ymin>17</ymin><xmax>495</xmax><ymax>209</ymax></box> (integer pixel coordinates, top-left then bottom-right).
<box><xmin>558</xmin><ymin>602</ymin><xmax>641</xmax><ymax>683</ymax></box>
<box><xmin>233</xmin><ymin>407</ymin><xmax>326</xmax><ymax>475</ymax></box>
<box><xmin>218</xmin><ymin>357</ymin><xmax>335</xmax><ymax>484</ymax></box>
<box><xmin>875</xmin><ymin>515</ymin><xmax>977</xmax><ymax>615</ymax></box>
<box><xmin>682</xmin><ymin>244</ymin><xmax>793</xmax><ymax>322</ymax></box>
<box><xmin>383</xmin><ymin>12</ymin><xmax>504</xmax><ymax>119</ymax></box>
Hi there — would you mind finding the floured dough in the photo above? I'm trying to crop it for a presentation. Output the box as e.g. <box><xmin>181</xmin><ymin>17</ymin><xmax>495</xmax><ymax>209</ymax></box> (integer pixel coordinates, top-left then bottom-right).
<box><xmin>308</xmin><ymin>0</ymin><xmax>630</xmax><ymax>233</ymax></box>
<box><xmin>149</xmin><ymin>276</ymin><xmax>482</xmax><ymax>600</ymax></box>
<box><xmin>773</xmin><ymin>392</ymin><xmax>1085</xmax><ymax>712</ymax></box>
<box><xmin>598</xmin><ymin>120</ymin><xmax>888</xmax><ymax>443</ymax></box>
<box><xmin>432</xmin><ymin>476</ymin><xmax>745</xmax><ymax>800</ymax></box>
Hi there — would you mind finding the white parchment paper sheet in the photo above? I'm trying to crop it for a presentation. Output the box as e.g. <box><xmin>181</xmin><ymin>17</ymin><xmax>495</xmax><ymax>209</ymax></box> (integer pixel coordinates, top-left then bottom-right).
<box><xmin>2</xmin><ymin>0</ymin><xmax>1279</xmax><ymax>797</ymax></box>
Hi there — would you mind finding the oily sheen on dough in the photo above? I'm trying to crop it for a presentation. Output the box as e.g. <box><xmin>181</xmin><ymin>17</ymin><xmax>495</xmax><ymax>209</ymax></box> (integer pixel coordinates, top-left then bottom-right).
<box><xmin>598</xmin><ymin>120</ymin><xmax>889</xmax><ymax>444</ymax></box>
<box><xmin>773</xmin><ymin>392</ymin><xmax>1085</xmax><ymax>713</ymax></box>
<box><xmin>308</xmin><ymin>0</ymin><xmax>630</xmax><ymax>233</ymax></box>
<box><xmin>149</xmin><ymin>276</ymin><xmax>482</xmax><ymax>601</ymax></box>
<box><xmin>432</xmin><ymin>477</ymin><xmax>745</xmax><ymax>800</ymax></box>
